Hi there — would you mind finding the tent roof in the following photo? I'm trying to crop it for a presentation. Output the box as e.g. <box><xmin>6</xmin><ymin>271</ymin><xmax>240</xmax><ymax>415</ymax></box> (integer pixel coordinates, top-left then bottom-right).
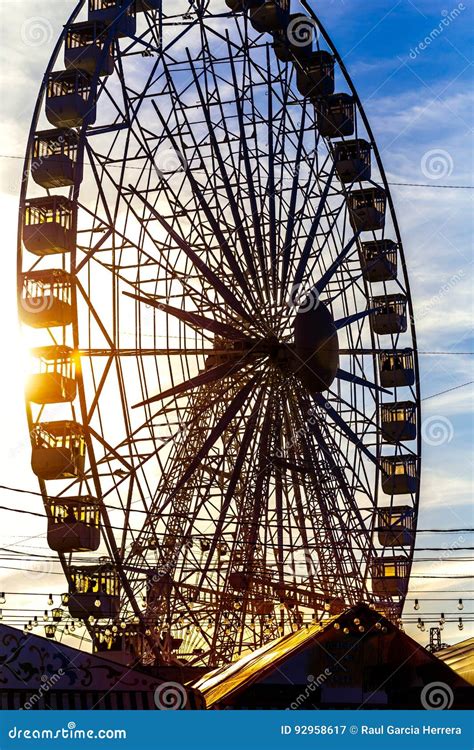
<box><xmin>436</xmin><ymin>637</ymin><xmax>474</xmax><ymax>685</ymax></box>
<box><xmin>193</xmin><ymin>603</ymin><xmax>470</xmax><ymax>708</ymax></box>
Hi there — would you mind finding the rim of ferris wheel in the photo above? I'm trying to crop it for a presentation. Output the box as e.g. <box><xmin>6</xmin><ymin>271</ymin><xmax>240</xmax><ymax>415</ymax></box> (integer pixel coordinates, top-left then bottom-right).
<box><xmin>17</xmin><ymin>0</ymin><xmax>421</xmax><ymax>667</ymax></box>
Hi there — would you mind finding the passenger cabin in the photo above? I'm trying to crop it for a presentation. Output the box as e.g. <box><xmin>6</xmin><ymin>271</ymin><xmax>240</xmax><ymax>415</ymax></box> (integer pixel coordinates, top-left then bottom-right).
<box><xmin>249</xmin><ymin>0</ymin><xmax>289</xmax><ymax>33</ymax></box>
<box><xmin>88</xmin><ymin>0</ymin><xmax>136</xmax><ymax>38</ymax></box>
<box><xmin>68</xmin><ymin>564</ymin><xmax>120</xmax><ymax>620</ymax></box>
<box><xmin>348</xmin><ymin>188</ymin><xmax>386</xmax><ymax>232</ymax></box>
<box><xmin>47</xmin><ymin>496</ymin><xmax>100</xmax><ymax>553</ymax></box>
<box><xmin>379</xmin><ymin>349</ymin><xmax>414</xmax><ymax>388</ymax></box>
<box><xmin>22</xmin><ymin>196</ymin><xmax>76</xmax><ymax>256</ymax></box>
<box><xmin>92</xmin><ymin>629</ymin><xmax>145</xmax><ymax>666</ymax></box>
<box><xmin>360</xmin><ymin>239</ymin><xmax>397</xmax><ymax>282</ymax></box>
<box><xmin>381</xmin><ymin>401</ymin><xmax>417</xmax><ymax>443</ymax></box>
<box><xmin>65</xmin><ymin>21</ymin><xmax>114</xmax><ymax>77</ymax></box>
<box><xmin>26</xmin><ymin>346</ymin><xmax>77</xmax><ymax>405</ymax></box>
<box><xmin>46</xmin><ymin>70</ymin><xmax>95</xmax><ymax>129</ymax></box>
<box><xmin>381</xmin><ymin>456</ymin><xmax>418</xmax><ymax>496</ymax></box>
<box><xmin>31</xmin><ymin>421</ymin><xmax>86</xmax><ymax>480</ymax></box>
<box><xmin>316</xmin><ymin>93</ymin><xmax>355</xmax><ymax>138</ymax></box>
<box><xmin>370</xmin><ymin>294</ymin><xmax>408</xmax><ymax>336</ymax></box>
<box><xmin>296</xmin><ymin>51</ymin><xmax>335</xmax><ymax>99</ymax></box>
<box><xmin>334</xmin><ymin>139</ymin><xmax>371</xmax><ymax>183</ymax></box>
<box><xmin>377</xmin><ymin>506</ymin><xmax>415</xmax><ymax>546</ymax></box>
<box><xmin>19</xmin><ymin>270</ymin><xmax>74</xmax><ymax>329</ymax></box>
<box><xmin>272</xmin><ymin>14</ymin><xmax>314</xmax><ymax>62</ymax></box>
<box><xmin>371</xmin><ymin>556</ymin><xmax>409</xmax><ymax>597</ymax></box>
<box><xmin>31</xmin><ymin>129</ymin><xmax>82</xmax><ymax>189</ymax></box>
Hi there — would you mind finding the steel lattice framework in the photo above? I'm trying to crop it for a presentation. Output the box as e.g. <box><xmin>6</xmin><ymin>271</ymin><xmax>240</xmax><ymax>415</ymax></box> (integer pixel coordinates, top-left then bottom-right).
<box><xmin>18</xmin><ymin>0</ymin><xmax>421</xmax><ymax>667</ymax></box>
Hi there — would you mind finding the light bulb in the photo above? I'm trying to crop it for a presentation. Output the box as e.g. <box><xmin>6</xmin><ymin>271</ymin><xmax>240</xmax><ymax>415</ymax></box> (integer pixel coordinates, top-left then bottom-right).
<box><xmin>43</xmin><ymin>610</ymin><xmax>48</xmax><ymax>621</ymax></box>
<box><xmin>420</xmin><ymin>622</ymin><xmax>425</xmax><ymax>632</ymax></box>
<box><xmin>88</xmin><ymin>616</ymin><xmax>95</xmax><ymax>624</ymax></box>
<box><xmin>27</xmin><ymin>621</ymin><xmax>33</xmax><ymax>631</ymax></box>
<box><xmin>375</xmin><ymin>622</ymin><xmax>382</xmax><ymax>630</ymax></box>
<box><xmin>0</xmin><ymin>610</ymin><xmax>2</xmax><ymax>620</ymax></box>
<box><xmin>353</xmin><ymin>618</ymin><xmax>361</xmax><ymax>625</ymax></box>
<box><xmin>70</xmin><ymin>623</ymin><xmax>75</xmax><ymax>633</ymax></box>
<box><xmin>358</xmin><ymin>625</ymin><xmax>365</xmax><ymax>633</ymax></box>
<box><xmin>343</xmin><ymin>627</ymin><xmax>350</xmax><ymax>635</ymax></box>
<box><xmin>47</xmin><ymin>594</ymin><xmax>53</xmax><ymax>606</ymax></box>
<box><xmin>439</xmin><ymin>622</ymin><xmax>444</xmax><ymax>631</ymax></box>
<box><xmin>440</xmin><ymin>613</ymin><xmax>445</xmax><ymax>624</ymax></box>
<box><xmin>414</xmin><ymin>599</ymin><xmax>420</xmax><ymax>611</ymax></box>
<box><xmin>417</xmin><ymin>618</ymin><xmax>422</xmax><ymax>629</ymax></box>
<box><xmin>458</xmin><ymin>618</ymin><xmax>463</xmax><ymax>630</ymax></box>
<box><xmin>23</xmin><ymin>625</ymin><xmax>28</xmax><ymax>635</ymax></box>
<box><xmin>94</xmin><ymin>598</ymin><xmax>101</xmax><ymax>608</ymax></box>
<box><xmin>458</xmin><ymin>599</ymin><xmax>464</xmax><ymax>611</ymax></box>
<box><xmin>145</xmin><ymin>628</ymin><xmax>151</xmax><ymax>636</ymax></box>
<box><xmin>333</xmin><ymin>622</ymin><xmax>341</xmax><ymax>630</ymax></box>
<box><xmin>0</xmin><ymin>593</ymin><xmax>5</xmax><ymax>604</ymax></box>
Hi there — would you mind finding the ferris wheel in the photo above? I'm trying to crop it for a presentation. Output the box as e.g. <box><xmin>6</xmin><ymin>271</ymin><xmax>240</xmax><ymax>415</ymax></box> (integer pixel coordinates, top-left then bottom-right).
<box><xmin>18</xmin><ymin>0</ymin><xmax>421</xmax><ymax>667</ymax></box>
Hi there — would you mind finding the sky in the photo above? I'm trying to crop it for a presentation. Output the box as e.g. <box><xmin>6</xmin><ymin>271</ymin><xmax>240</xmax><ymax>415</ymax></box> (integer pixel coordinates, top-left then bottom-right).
<box><xmin>0</xmin><ymin>0</ymin><xmax>472</xmax><ymax>649</ymax></box>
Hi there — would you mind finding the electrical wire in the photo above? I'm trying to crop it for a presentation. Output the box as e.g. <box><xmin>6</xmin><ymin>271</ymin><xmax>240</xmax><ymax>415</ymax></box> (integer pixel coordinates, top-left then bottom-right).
<box><xmin>422</xmin><ymin>380</ymin><xmax>474</xmax><ymax>402</ymax></box>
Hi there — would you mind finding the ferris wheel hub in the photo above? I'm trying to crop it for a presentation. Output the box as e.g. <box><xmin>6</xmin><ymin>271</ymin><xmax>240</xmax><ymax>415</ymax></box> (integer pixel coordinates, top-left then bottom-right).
<box><xmin>292</xmin><ymin>300</ymin><xmax>340</xmax><ymax>393</ymax></box>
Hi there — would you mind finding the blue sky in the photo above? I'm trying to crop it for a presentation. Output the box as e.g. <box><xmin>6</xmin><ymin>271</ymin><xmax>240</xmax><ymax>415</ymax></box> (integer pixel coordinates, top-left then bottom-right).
<box><xmin>0</xmin><ymin>0</ymin><xmax>472</xmax><ymax>646</ymax></box>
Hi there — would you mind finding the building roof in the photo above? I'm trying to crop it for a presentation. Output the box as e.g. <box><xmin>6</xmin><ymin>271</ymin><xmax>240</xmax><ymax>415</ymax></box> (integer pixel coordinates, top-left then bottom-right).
<box><xmin>193</xmin><ymin>603</ymin><xmax>472</xmax><ymax>709</ymax></box>
<box><xmin>436</xmin><ymin>637</ymin><xmax>474</xmax><ymax>685</ymax></box>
